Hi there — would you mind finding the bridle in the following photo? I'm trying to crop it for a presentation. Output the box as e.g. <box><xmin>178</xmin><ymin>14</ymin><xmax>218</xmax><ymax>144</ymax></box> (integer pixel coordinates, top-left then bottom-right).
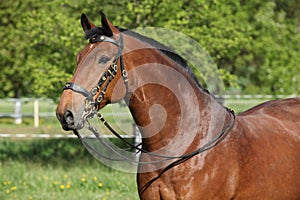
<box><xmin>63</xmin><ymin>32</ymin><xmax>128</xmax><ymax>112</ymax></box>
<box><xmin>62</xmin><ymin>31</ymin><xmax>236</xmax><ymax>165</ymax></box>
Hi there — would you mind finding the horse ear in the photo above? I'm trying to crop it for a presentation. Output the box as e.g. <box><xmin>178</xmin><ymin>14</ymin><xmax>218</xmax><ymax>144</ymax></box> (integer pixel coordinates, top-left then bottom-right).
<box><xmin>100</xmin><ymin>11</ymin><xmax>118</xmax><ymax>36</ymax></box>
<box><xmin>81</xmin><ymin>13</ymin><xmax>96</xmax><ymax>31</ymax></box>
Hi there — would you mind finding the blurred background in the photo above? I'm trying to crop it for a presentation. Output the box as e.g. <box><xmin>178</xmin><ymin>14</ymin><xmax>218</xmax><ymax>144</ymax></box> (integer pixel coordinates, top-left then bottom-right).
<box><xmin>0</xmin><ymin>0</ymin><xmax>299</xmax><ymax>199</ymax></box>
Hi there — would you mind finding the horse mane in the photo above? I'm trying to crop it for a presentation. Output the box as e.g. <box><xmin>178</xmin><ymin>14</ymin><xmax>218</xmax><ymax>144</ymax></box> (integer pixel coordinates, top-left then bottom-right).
<box><xmin>84</xmin><ymin>27</ymin><xmax>208</xmax><ymax>93</ymax></box>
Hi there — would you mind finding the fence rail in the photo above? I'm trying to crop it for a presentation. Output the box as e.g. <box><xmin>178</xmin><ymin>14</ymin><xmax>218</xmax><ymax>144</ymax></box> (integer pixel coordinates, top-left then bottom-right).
<box><xmin>0</xmin><ymin>133</ymin><xmax>134</xmax><ymax>139</ymax></box>
<box><xmin>0</xmin><ymin>133</ymin><xmax>77</xmax><ymax>139</ymax></box>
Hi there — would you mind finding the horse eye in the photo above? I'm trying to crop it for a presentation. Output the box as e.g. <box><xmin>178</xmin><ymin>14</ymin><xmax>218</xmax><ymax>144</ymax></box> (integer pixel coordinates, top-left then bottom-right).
<box><xmin>98</xmin><ymin>56</ymin><xmax>110</xmax><ymax>64</ymax></box>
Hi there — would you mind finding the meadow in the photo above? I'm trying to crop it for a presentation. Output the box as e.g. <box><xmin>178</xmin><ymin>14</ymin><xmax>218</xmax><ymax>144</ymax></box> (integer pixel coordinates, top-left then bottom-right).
<box><xmin>0</xmin><ymin>139</ymin><xmax>139</xmax><ymax>200</ymax></box>
<box><xmin>0</xmin><ymin>100</ymin><xmax>139</xmax><ymax>199</ymax></box>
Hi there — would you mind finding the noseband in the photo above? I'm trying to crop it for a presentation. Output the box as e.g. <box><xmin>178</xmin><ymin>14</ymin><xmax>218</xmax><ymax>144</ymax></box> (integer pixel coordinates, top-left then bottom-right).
<box><xmin>63</xmin><ymin>33</ymin><xmax>128</xmax><ymax>110</ymax></box>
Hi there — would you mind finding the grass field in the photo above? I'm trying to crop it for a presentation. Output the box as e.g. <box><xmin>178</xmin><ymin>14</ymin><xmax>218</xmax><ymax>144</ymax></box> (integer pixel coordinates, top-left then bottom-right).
<box><xmin>1</xmin><ymin>161</ymin><xmax>138</xmax><ymax>200</ymax></box>
<box><xmin>0</xmin><ymin>100</ymin><xmax>139</xmax><ymax>199</ymax></box>
<box><xmin>0</xmin><ymin>139</ymin><xmax>139</xmax><ymax>200</ymax></box>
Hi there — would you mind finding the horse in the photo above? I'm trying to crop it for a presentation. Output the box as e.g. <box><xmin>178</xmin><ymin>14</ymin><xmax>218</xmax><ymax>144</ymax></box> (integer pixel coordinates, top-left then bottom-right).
<box><xmin>56</xmin><ymin>12</ymin><xmax>300</xmax><ymax>199</ymax></box>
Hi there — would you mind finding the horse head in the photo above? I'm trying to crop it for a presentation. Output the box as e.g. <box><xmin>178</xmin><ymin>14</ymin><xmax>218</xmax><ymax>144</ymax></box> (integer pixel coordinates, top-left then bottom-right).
<box><xmin>56</xmin><ymin>12</ymin><xmax>128</xmax><ymax>131</ymax></box>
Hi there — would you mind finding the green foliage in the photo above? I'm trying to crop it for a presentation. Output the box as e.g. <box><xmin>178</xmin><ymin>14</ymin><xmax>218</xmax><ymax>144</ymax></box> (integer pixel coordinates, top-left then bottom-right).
<box><xmin>1</xmin><ymin>0</ymin><xmax>300</xmax><ymax>98</ymax></box>
<box><xmin>0</xmin><ymin>1</ymin><xmax>79</xmax><ymax>99</ymax></box>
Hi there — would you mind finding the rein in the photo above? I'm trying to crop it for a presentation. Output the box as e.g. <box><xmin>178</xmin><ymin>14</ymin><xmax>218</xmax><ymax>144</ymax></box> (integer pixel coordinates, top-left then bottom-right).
<box><xmin>96</xmin><ymin>109</ymin><xmax>235</xmax><ymax>160</ymax></box>
<box><xmin>73</xmin><ymin>108</ymin><xmax>235</xmax><ymax>165</ymax></box>
<box><xmin>63</xmin><ymin>32</ymin><xmax>236</xmax><ymax>165</ymax></box>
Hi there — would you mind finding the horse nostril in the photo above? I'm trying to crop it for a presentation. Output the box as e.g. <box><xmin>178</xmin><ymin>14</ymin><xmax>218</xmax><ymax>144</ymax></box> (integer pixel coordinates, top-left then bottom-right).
<box><xmin>64</xmin><ymin>110</ymin><xmax>75</xmax><ymax>126</ymax></box>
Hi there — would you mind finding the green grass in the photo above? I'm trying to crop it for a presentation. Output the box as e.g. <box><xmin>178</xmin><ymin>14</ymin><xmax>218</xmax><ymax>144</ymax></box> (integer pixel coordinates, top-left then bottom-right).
<box><xmin>0</xmin><ymin>117</ymin><xmax>63</xmax><ymax>135</ymax></box>
<box><xmin>224</xmin><ymin>98</ymin><xmax>272</xmax><ymax>114</ymax></box>
<box><xmin>0</xmin><ymin>100</ymin><xmax>139</xmax><ymax>199</ymax></box>
<box><xmin>1</xmin><ymin>161</ymin><xmax>138</xmax><ymax>200</ymax></box>
<box><xmin>0</xmin><ymin>139</ymin><xmax>139</xmax><ymax>200</ymax></box>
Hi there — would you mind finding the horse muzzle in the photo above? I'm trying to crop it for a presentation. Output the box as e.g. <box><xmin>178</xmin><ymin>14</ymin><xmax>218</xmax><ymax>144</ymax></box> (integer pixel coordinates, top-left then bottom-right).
<box><xmin>56</xmin><ymin>109</ymin><xmax>85</xmax><ymax>131</ymax></box>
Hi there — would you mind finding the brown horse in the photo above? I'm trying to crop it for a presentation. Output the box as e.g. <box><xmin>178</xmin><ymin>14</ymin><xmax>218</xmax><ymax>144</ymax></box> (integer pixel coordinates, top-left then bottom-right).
<box><xmin>56</xmin><ymin>12</ymin><xmax>300</xmax><ymax>199</ymax></box>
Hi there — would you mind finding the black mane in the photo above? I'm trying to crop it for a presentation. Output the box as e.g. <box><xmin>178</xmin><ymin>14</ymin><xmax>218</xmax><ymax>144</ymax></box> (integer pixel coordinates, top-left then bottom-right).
<box><xmin>84</xmin><ymin>27</ymin><xmax>205</xmax><ymax>91</ymax></box>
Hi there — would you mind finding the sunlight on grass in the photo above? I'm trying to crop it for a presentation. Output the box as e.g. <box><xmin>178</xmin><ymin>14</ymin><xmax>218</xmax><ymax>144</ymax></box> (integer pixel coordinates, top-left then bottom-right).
<box><xmin>0</xmin><ymin>161</ymin><xmax>138</xmax><ymax>200</ymax></box>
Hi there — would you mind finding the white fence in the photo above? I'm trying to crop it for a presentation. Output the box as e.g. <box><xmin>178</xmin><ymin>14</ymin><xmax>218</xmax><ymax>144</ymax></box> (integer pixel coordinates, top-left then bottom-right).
<box><xmin>0</xmin><ymin>98</ymin><xmax>140</xmax><ymax>141</ymax></box>
<box><xmin>0</xmin><ymin>98</ymin><xmax>54</xmax><ymax>127</ymax></box>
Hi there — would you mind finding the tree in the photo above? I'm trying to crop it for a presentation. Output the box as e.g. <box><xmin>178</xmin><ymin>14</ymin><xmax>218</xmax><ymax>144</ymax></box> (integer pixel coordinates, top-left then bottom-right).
<box><xmin>115</xmin><ymin>0</ymin><xmax>300</xmax><ymax>94</ymax></box>
<box><xmin>1</xmin><ymin>0</ymin><xmax>300</xmax><ymax>99</ymax></box>
<box><xmin>0</xmin><ymin>1</ymin><xmax>79</xmax><ymax>99</ymax></box>
<box><xmin>0</xmin><ymin>0</ymin><xmax>129</xmax><ymax>99</ymax></box>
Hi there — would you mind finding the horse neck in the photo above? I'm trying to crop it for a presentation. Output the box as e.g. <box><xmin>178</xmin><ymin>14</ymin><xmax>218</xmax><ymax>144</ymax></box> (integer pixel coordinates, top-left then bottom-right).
<box><xmin>122</xmin><ymin>35</ymin><xmax>229</xmax><ymax>153</ymax></box>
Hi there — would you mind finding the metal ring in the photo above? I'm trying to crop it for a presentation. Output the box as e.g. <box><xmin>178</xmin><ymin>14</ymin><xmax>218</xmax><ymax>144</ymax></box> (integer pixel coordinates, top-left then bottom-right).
<box><xmin>91</xmin><ymin>87</ymin><xmax>99</xmax><ymax>95</ymax></box>
<box><xmin>122</xmin><ymin>70</ymin><xmax>128</xmax><ymax>77</ymax></box>
<box><xmin>97</xmin><ymin>95</ymin><xmax>103</xmax><ymax>103</ymax></box>
<box><xmin>113</xmin><ymin>64</ymin><xmax>118</xmax><ymax>72</ymax></box>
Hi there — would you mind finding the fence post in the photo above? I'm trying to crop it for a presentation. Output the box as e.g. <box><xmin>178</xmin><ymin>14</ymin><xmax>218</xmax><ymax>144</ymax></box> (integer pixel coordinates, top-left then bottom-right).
<box><xmin>34</xmin><ymin>99</ymin><xmax>39</xmax><ymax>128</ymax></box>
<box><xmin>133</xmin><ymin>123</ymin><xmax>142</xmax><ymax>160</ymax></box>
<box><xmin>14</xmin><ymin>98</ymin><xmax>22</xmax><ymax>124</ymax></box>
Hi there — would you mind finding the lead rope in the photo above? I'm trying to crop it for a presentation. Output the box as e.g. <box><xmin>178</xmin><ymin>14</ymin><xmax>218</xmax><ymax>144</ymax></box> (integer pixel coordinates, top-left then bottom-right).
<box><xmin>75</xmin><ymin>107</ymin><xmax>235</xmax><ymax>165</ymax></box>
<box><xmin>74</xmin><ymin>129</ymin><xmax>126</xmax><ymax>161</ymax></box>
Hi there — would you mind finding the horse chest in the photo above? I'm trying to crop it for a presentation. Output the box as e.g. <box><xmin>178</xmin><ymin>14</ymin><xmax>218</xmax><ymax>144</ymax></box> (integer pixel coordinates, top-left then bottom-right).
<box><xmin>139</xmin><ymin>152</ymin><xmax>240</xmax><ymax>200</ymax></box>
